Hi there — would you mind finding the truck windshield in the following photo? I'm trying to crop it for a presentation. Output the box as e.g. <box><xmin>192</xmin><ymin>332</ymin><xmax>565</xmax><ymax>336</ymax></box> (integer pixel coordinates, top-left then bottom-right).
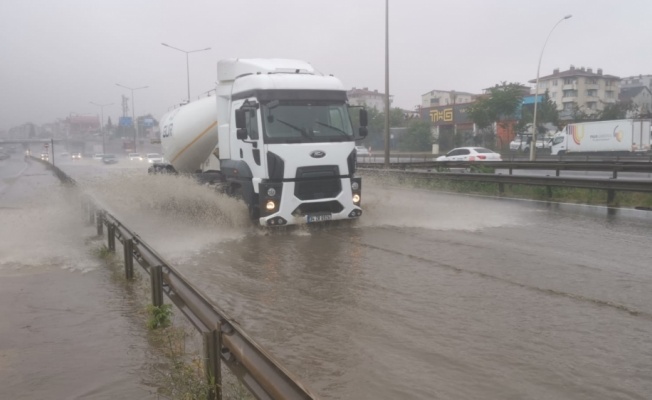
<box><xmin>261</xmin><ymin>100</ymin><xmax>354</xmax><ymax>144</ymax></box>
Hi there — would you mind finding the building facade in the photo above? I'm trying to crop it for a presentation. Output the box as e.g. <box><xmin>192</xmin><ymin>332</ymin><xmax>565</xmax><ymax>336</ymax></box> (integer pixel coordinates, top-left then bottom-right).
<box><xmin>620</xmin><ymin>86</ymin><xmax>652</xmax><ymax>117</ymax></box>
<box><xmin>347</xmin><ymin>87</ymin><xmax>389</xmax><ymax>110</ymax></box>
<box><xmin>421</xmin><ymin>90</ymin><xmax>474</xmax><ymax>108</ymax></box>
<box><xmin>620</xmin><ymin>74</ymin><xmax>652</xmax><ymax>90</ymax></box>
<box><xmin>530</xmin><ymin>65</ymin><xmax>620</xmax><ymax>120</ymax></box>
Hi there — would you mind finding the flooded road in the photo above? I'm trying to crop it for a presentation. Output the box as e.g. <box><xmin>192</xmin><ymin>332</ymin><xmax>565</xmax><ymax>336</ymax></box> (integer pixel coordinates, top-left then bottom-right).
<box><xmin>61</xmin><ymin>158</ymin><xmax>652</xmax><ymax>400</ymax></box>
<box><xmin>0</xmin><ymin>155</ymin><xmax>157</xmax><ymax>399</ymax></box>
<box><xmin>5</xmin><ymin>155</ymin><xmax>652</xmax><ymax>399</ymax></box>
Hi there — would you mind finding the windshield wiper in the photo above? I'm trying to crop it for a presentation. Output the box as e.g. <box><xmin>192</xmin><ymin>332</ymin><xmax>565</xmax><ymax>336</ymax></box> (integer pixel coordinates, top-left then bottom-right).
<box><xmin>313</xmin><ymin>121</ymin><xmax>349</xmax><ymax>136</ymax></box>
<box><xmin>276</xmin><ymin>118</ymin><xmax>310</xmax><ymax>137</ymax></box>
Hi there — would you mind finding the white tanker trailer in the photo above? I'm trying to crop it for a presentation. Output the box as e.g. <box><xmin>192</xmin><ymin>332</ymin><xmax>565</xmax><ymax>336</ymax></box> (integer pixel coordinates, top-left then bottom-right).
<box><xmin>154</xmin><ymin>58</ymin><xmax>368</xmax><ymax>227</ymax></box>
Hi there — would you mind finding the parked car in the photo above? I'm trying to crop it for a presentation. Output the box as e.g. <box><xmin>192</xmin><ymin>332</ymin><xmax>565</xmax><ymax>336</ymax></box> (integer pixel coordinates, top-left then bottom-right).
<box><xmin>92</xmin><ymin>153</ymin><xmax>104</xmax><ymax>160</ymax></box>
<box><xmin>436</xmin><ymin>147</ymin><xmax>502</xmax><ymax>162</ymax></box>
<box><xmin>71</xmin><ymin>152</ymin><xmax>82</xmax><ymax>160</ymax></box>
<box><xmin>146</xmin><ymin>153</ymin><xmax>163</xmax><ymax>163</ymax></box>
<box><xmin>128</xmin><ymin>152</ymin><xmax>143</xmax><ymax>161</ymax></box>
<box><xmin>355</xmin><ymin>146</ymin><xmax>370</xmax><ymax>157</ymax></box>
<box><xmin>102</xmin><ymin>154</ymin><xmax>118</xmax><ymax>164</ymax></box>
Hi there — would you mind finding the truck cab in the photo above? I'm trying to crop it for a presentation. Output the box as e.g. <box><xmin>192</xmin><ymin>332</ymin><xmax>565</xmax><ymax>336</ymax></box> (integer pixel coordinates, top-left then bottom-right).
<box><xmin>159</xmin><ymin>59</ymin><xmax>368</xmax><ymax>227</ymax></box>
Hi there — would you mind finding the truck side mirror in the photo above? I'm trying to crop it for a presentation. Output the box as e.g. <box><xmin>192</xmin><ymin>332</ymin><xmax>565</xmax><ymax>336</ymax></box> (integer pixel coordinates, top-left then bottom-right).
<box><xmin>235</xmin><ymin>109</ymin><xmax>248</xmax><ymax>140</ymax></box>
<box><xmin>359</xmin><ymin>109</ymin><xmax>368</xmax><ymax>127</ymax></box>
<box><xmin>359</xmin><ymin>127</ymin><xmax>368</xmax><ymax>138</ymax></box>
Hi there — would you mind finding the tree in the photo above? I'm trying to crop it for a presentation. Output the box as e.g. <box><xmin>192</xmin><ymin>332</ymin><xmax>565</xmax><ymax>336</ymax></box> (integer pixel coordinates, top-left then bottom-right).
<box><xmin>600</xmin><ymin>101</ymin><xmax>637</xmax><ymax>120</ymax></box>
<box><xmin>468</xmin><ymin>82</ymin><xmax>525</xmax><ymax>148</ymax></box>
<box><xmin>518</xmin><ymin>90</ymin><xmax>559</xmax><ymax>134</ymax></box>
<box><xmin>397</xmin><ymin>119</ymin><xmax>432</xmax><ymax>151</ymax></box>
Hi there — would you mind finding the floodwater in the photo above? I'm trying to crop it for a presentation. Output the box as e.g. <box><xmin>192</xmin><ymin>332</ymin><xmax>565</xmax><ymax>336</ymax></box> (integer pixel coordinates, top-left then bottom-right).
<box><xmin>5</xmin><ymin>154</ymin><xmax>652</xmax><ymax>399</ymax></box>
<box><xmin>60</xmin><ymin>159</ymin><xmax>652</xmax><ymax>400</ymax></box>
<box><xmin>0</xmin><ymin>155</ymin><xmax>157</xmax><ymax>399</ymax></box>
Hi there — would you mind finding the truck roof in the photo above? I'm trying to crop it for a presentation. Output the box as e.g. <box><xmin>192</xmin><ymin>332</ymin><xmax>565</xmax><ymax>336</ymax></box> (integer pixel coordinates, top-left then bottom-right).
<box><xmin>218</xmin><ymin>59</ymin><xmax>317</xmax><ymax>82</ymax></box>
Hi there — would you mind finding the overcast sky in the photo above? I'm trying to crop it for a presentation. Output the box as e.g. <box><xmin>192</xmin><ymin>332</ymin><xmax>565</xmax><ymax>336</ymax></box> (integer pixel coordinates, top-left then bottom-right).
<box><xmin>1</xmin><ymin>0</ymin><xmax>651</xmax><ymax>131</ymax></box>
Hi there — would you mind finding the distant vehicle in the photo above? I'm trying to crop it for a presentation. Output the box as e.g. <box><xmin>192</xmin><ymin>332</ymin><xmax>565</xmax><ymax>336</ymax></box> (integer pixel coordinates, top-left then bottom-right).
<box><xmin>92</xmin><ymin>153</ymin><xmax>104</xmax><ymax>160</ymax></box>
<box><xmin>551</xmin><ymin>119</ymin><xmax>651</xmax><ymax>156</ymax></box>
<box><xmin>146</xmin><ymin>153</ymin><xmax>163</xmax><ymax>163</ymax></box>
<box><xmin>128</xmin><ymin>153</ymin><xmax>143</xmax><ymax>161</ymax></box>
<box><xmin>71</xmin><ymin>152</ymin><xmax>82</xmax><ymax>160</ymax></box>
<box><xmin>40</xmin><ymin>153</ymin><xmax>49</xmax><ymax>161</ymax></box>
<box><xmin>509</xmin><ymin>136</ymin><xmax>529</xmax><ymax>152</ymax></box>
<box><xmin>102</xmin><ymin>154</ymin><xmax>118</xmax><ymax>164</ymax></box>
<box><xmin>510</xmin><ymin>135</ymin><xmax>551</xmax><ymax>153</ymax></box>
<box><xmin>59</xmin><ymin>152</ymin><xmax>70</xmax><ymax>158</ymax></box>
<box><xmin>355</xmin><ymin>146</ymin><xmax>370</xmax><ymax>157</ymax></box>
<box><xmin>436</xmin><ymin>147</ymin><xmax>502</xmax><ymax>162</ymax></box>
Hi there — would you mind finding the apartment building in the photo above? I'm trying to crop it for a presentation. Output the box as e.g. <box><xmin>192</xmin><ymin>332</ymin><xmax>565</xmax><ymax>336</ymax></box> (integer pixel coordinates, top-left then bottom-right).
<box><xmin>421</xmin><ymin>89</ymin><xmax>475</xmax><ymax>108</ymax></box>
<box><xmin>621</xmin><ymin>74</ymin><xmax>652</xmax><ymax>90</ymax></box>
<box><xmin>530</xmin><ymin>65</ymin><xmax>620</xmax><ymax>120</ymax></box>
<box><xmin>347</xmin><ymin>87</ymin><xmax>389</xmax><ymax>110</ymax></box>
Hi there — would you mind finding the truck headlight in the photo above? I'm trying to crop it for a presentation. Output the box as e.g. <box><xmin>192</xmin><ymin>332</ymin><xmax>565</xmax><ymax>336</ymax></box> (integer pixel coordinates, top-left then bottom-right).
<box><xmin>267</xmin><ymin>188</ymin><xmax>276</xmax><ymax>197</ymax></box>
<box><xmin>352</xmin><ymin>194</ymin><xmax>360</xmax><ymax>204</ymax></box>
<box><xmin>351</xmin><ymin>182</ymin><xmax>359</xmax><ymax>190</ymax></box>
<box><xmin>266</xmin><ymin>200</ymin><xmax>276</xmax><ymax>211</ymax></box>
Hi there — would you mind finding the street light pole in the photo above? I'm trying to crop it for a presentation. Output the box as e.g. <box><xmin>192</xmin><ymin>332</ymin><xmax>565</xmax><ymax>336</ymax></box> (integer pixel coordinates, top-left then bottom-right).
<box><xmin>90</xmin><ymin>101</ymin><xmax>113</xmax><ymax>154</ymax></box>
<box><xmin>161</xmin><ymin>43</ymin><xmax>211</xmax><ymax>102</ymax></box>
<box><xmin>116</xmin><ymin>83</ymin><xmax>148</xmax><ymax>153</ymax></box>
<box><xmin>384</xmin><ymin>0</ymin><xmax>390</xmax><ymax>168</ymax></box>
<box><xmin>530</xmin><ymin>14</ymin><xmax>572</xmax><ymax>161</ymax></box>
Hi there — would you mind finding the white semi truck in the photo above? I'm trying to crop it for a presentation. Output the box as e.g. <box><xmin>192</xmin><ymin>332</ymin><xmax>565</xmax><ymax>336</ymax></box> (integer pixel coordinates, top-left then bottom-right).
<box><xmin>155</xmin><ymin>58</ymin><xmax>368</xmax><ymax>227</ymax></box>
<box><xmin>550</xmin><ymin>119</ymin><xmax>651</xmax><ymax>156</ymax></box>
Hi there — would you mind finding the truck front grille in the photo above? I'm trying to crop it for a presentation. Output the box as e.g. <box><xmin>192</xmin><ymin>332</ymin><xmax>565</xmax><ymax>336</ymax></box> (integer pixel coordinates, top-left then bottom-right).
<box><xmin>294</xmin><ymin>178</ymin><xmax>342</xmax><ymax>200</ymax></box>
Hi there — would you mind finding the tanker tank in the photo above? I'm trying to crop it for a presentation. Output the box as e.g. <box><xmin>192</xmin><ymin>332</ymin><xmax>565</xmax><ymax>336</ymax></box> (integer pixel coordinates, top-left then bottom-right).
<box><xmin>160</xmin><ymin>96</ymin><xmax>219</xmax><ymax>173</ymax></box>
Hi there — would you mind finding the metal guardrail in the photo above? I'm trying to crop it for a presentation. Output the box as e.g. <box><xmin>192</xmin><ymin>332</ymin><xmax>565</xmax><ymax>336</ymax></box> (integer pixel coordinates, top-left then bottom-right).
<box><xmin>32</xmin><ymin>156</ymin><xmax>319</xmax><ymax>400</ymax></box>
<box><xmin>360</xmin><ymin>168</ymin><xmax>652</xmax><ymax>206</ymax></box>
<box><xmin>359</xmin><ymin>160</ymin><xmax>652</xmax><ymax>179</ymax></box>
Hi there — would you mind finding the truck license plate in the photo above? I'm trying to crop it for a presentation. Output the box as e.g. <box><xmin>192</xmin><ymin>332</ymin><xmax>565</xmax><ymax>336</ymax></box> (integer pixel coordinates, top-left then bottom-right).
<box><xmin>307</xmin><ymin>214</ymin><xmax>332</xmax><ymax>223</ymax></box>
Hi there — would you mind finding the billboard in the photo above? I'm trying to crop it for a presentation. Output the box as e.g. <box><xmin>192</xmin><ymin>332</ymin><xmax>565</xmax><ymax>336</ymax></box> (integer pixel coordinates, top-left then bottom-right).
<box><xmin>119</xmin><ymin>117</ymin><xmax>133</xmax><ymax>127</ymax></box>
<box><xmin>421</xmin><ymin>104</ymin><xmax>472</xmax><ymax>126</ymax></box>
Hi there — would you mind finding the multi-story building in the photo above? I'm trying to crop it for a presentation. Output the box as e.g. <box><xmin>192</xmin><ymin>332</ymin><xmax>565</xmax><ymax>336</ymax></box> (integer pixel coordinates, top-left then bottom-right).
<box><xmin>620</xmin><ymin>74</ymin><xmax>652</xmax><ymax>90</ymax></box>
<box><xmin>421</xmin><ymin>89</ymin><xmax>474</xmax><ymax>108</ymax></box>
<box><xmin>620</xmin><ymin>86</ymin><xmax>652</xmax><ymax>117</ymax></box>
<box><xmin>347</xmin><ymin>87</ymin><xmax>389</xmax><ymax>110</ymax></box>
<box><xmin>530</xmin><ymin>65</ymin><xmax>620</xmax><ymax>120</ymax></box>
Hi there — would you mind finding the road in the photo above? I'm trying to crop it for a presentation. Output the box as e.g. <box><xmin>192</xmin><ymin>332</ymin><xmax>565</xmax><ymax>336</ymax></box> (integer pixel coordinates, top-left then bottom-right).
<box><xmin>0</xmin><ymin>154</ymin><xmax>158</xmax><ymax>399</ymax></box>
<box><xmin>54</xmin><ymin>155</ymin><xmax>652</xmax><ymax>399</ymax></box>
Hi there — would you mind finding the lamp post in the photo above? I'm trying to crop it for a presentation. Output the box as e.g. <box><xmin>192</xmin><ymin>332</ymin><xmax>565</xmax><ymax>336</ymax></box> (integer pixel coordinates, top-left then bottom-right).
<box><xmin>530</xmin><ymin>14</ymin><xmax>572</xmax><ymax>161</ymax></box>
<box><xmin>116</xmin><ymin>83</ymin><xmax>148</xmax><ymax>153</ymax></box>
<box><xmin>161</xmin><ymin>43</ymin><xmax>211</xmax><ymax>103</ymax></box>
<box><xmin>384</xmin><ymin>0</ymin><xmax>390</xmax><ymax>168</ymax></box>
<box><xmin>90</xmin><ymin>101</ymin><xmax>113</xmax><ymax>154</ymax></box>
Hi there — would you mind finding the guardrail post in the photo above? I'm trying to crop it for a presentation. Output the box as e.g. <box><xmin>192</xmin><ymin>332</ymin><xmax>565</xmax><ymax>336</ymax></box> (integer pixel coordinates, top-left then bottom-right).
<box><xmin>88</xmin><ymin>204</ymin><xmax>95</xmax><ymax>225</ymax></box>
<box><xmin>612</xmin><ymin>170</ymin><xmax>618</xmax><ymax>179</ymax></box>
<box><xmin>96</xmin><ymin>211</ymin><xmax>103</xmax><ymax>236</ymax></box>
<box><xmin>107</xmin><ymin>224</ymin><xmax>115</xmax><ymax>252</ymax></box>
<box><xmin>150</xmin><ymin>265</ymin><xmax>164</xmax><ymax>307</ymax></box>
<box><xmin>203</xmin><ymin>329</ymin><xmax>222</xmax><ymax>400</ymax></box>
<box><xmin>124</xmin><ymin>239</ymin><xmax>134</xmax><ymax>280</ymax></box>
<box><xmin>607</xmin><ymin>189</ymin><xmax>616</xmax><ymax>206</ymax></box>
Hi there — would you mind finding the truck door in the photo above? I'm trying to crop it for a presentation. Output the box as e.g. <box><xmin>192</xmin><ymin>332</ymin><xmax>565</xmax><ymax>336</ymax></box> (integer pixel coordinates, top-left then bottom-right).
<box><xmin>231</xmin><ymin>98</ymin><xmax>265</xmax><ymax>179</ymax></box>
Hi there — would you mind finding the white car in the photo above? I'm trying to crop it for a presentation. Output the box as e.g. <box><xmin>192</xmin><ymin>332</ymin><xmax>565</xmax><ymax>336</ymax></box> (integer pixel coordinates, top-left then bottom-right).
<box><xmin>146</xmin><ymin>153</ymin><xmax>163</xmax><ymax>163</ymax></box>
<box><xmin>355</xmin><ymin>146</ymin><xmax>370</xmax><ymax>157</ymax></box>
<box><xmin>128</xmin><ymin>153</ymin><xmax>143</xmax><ymax>161</ymax></box>
<box><xmin>92</xmin><ymin>153</ymin><xmax>104</xmax><ymax>160</ymax></box>
<box><xmin>436</xmin><ymin>147</ymin><xmax>502</xmax><ymax>162</ymax></box>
